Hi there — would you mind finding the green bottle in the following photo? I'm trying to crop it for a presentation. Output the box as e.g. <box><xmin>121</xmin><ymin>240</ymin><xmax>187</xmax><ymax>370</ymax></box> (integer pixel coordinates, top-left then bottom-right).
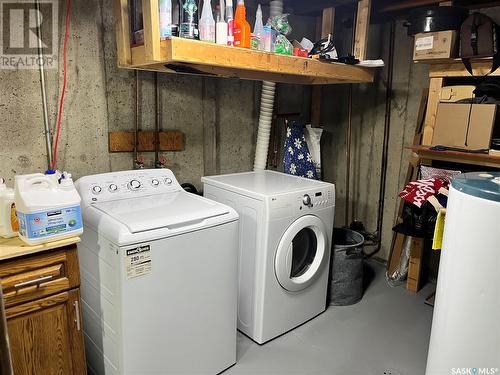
<box><xmin>179</xmin><ymin>0</ymin><xmax>199</xmax><ymax>39</ymax></box>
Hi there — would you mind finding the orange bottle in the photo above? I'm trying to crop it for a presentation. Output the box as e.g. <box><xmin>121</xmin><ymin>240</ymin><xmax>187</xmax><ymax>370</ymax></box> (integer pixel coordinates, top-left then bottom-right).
<box><xmin>233</xmin><ymin>0</ymin><xmax>251</xmax><ymax>48</ymax></box>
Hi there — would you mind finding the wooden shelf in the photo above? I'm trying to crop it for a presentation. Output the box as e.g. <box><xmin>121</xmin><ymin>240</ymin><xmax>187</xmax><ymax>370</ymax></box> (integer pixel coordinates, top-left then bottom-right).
<box><xmin>0</xmin><ymin>237</ymin><xmax>80</xmax><ymax>261</ymax></box>
<box><xmin>423</xmin><ymin>57</ymin><xmax>500</xmax><ymax>78</ymax></box>
<box><xmin>115</xmin><ymin>0</ymin><xmax>375</xmax><ymax>85</ymax></box>
<box><xmin>408</xmin><ymin>146</ymin><xmax>500</xmax><ymax>169</ymax></box>
<box><xmin>124</xmin><ymin>37</ymin><xmax>375</xmax><ymax>85</ymax></box>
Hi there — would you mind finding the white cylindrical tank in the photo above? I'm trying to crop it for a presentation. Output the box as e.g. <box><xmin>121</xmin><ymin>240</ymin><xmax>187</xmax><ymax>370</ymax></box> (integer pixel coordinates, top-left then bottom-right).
<box><xmin>426</xmin><ymin>172</ymin><xmax>500</xmax><ymax>375</ymax></box>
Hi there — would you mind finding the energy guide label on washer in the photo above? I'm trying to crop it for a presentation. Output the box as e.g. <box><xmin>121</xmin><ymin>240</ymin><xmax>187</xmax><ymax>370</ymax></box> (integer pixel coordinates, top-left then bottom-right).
<box><xmin>125</xmin><ymin>245</ymin><xmax>152</xmax><ymax>279</ymax></box>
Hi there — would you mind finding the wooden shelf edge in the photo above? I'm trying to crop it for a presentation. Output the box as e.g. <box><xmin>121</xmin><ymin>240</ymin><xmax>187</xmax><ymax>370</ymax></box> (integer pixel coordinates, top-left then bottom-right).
<box><xmin>126</xmin><ymin>37</ymin><xmax>375</xmax><ymax>85</ymax></box>
<box><xmin>0</xmin><ymin>237</ymin><xmax>80</xmax><ymax>262</ymax></box>
<box><xmin>407</xmin><ymin>146</ymin><xmax>500</xmax><ymax>169</ymax></box>
<box><xmin>423</xmin><ymin>57</ymin><xmax>500</xmax><ymax>78</ymax></box>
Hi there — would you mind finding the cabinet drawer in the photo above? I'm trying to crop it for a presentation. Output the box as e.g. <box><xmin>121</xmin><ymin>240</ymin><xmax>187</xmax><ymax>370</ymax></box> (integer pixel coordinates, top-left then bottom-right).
<box><xmin>0</xmin><ymin>246</ymin><xmax>80</xmax><ymax>307</ymax></box>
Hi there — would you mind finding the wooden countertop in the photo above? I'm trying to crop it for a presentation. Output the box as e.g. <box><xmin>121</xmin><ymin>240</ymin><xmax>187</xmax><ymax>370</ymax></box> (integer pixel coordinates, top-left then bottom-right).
<box><xmin>0</xmin><ymin>237</ymin><xmax>80</xmax><ymax>261</ymax></box>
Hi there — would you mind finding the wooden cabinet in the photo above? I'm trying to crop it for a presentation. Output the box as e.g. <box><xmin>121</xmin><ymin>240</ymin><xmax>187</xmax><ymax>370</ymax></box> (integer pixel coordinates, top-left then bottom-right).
<box><xmin>0</xmin><ymin>244</ymin><xmax>86</xmax><ymax>375</ymax></box>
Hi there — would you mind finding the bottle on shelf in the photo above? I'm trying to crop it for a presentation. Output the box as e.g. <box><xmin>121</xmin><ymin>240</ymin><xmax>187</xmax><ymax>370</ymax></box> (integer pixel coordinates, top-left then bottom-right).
<box><xmin>179</xmin><ymin>0</ymin><xmax>199</xmax><ymax>39</ymax></box>
<box><xmin>199</xmin><ymin>0</ymin><xmax>216</xmax><ymax>42</ymax></box>
<box><xmin>171</xmin><ymin>0</ymin><xmax>180</xmax><ymax>36</ymax></box>
<box><xmin>225</xmin><ymin>0</ymin><xmax>234</xmax><ymax>46</ymax></box>
<box><xmin>252</xmin><ymin>4</ymin><xmax>264</xmax><ymax>50</ymax></box>
<box><xmin>233</xmin><ymin>0</ymin><xmax>250</xmax><ymax>48</ymax></box>
<box><xmin>216</xmin><ymin>2</ymin><xmax>228</xmax><ymax>45</ymax></box>
<box><xmin>159</xmin><ymin>0</ymin><xmax>172</xmax><ymax>38</ymax></box>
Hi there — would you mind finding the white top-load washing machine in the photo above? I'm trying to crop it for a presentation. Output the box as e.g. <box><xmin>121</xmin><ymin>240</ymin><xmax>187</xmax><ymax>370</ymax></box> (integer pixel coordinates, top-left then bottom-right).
<box><xmin>426</xmin><ymin>172</ymin><xmax>500</xmax><ymax>375</ymax></box>
<box><xmin>76</xmin><ymin>170</ymin><xmax>239</xmax><ymax>375</ymax></box>
<box><xmin>202</xmin><ymin>170</ymin><xmax>335</xmax><ymax>344</ymax></box>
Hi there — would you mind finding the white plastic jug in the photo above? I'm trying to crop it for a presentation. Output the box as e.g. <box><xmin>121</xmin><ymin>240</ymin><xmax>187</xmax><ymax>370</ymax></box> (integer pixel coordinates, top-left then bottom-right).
<box><xmin>15</xmin><ymin>173</ymin><xmax>83</xmax><ymax>245</ymax></box>
<box><xmin>0</xmin><ymin>178</ymin><xmax>18</xmax><ymax>238</ymax></box>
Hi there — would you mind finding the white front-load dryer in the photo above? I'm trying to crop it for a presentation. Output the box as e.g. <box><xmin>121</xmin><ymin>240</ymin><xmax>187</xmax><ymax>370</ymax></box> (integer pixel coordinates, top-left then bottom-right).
<box><xmin>202</xmin><ymin>170</ymin><xmax>335</xmax><ymax>344</ymax></box>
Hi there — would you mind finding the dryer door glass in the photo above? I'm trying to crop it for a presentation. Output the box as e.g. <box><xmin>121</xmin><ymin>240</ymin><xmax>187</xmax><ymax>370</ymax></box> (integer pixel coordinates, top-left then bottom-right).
<box><xmin>290</xmin><ymin>228</ymin><xmax>317</xmax><ymax>278</ymax></box>
<box><xmin>275</xmin><ymin>215</ymin><xmax>330</xmax><ymax>292</ymax></box>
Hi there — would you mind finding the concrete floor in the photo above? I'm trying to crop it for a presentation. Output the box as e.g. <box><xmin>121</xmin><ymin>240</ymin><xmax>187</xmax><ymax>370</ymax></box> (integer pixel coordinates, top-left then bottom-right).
<box><xmin>226</xmin><ymin>262</ymin><xmax>435</xmax><ymax>375</ymax></box>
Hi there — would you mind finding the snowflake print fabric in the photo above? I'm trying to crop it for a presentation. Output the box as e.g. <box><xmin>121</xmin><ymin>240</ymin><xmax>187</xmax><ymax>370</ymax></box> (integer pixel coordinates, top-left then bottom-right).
<box><xmin>283</xmin><ymin>121</ymin><xmax>318</xmax><ymax>180</ymax></box>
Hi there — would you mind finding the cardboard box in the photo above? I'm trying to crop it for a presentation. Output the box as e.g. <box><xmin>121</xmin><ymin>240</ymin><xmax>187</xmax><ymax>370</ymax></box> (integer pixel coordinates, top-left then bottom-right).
<box><xmin>432</xmin><ymin>103</ymin><xmax>497</xmax><ymax>150</ymax></box>
<box><xmin>413</xmin><ymin>31</ymin><xmax>458</xmax><ymax>61</ymax></box>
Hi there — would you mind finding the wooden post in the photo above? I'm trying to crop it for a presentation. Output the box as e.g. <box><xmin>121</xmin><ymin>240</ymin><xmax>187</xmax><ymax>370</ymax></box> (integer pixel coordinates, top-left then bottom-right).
<box><xmin>354</xmin><ymin>0</ymin><xmax>371</xmax><ymax>61</ymax></box>
<box><xmin>407</xmin><ymin>237</ymin><xmax>424</xmax><ymax>293</ymax></box>
<box><xmin>311</xmin><ymin>7</ymin><xmax>335</xmax><ymax>126</ymax></box>
<box><xmin>142</xmin><ymin>0</ymin><xmax>162</xmax><ymax>62</ymax></box>
<box><xmin>115</xmin><ymin>0</ymin><xmax>132</xmax><ymax>67</ymax></box>
<box><xmin>422</xmin><ymin>78</ymin><xmax>444</xmax><ymax>146</ymax></box>
<box><xmin>321</xmin><ymin>7</ymin><xmax>335</xmax><ymax>39</ymax></box>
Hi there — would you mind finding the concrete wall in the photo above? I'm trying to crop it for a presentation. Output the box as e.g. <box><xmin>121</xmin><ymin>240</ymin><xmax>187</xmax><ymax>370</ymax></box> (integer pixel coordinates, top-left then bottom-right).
<box><xmin>0</xmin><ymin>0</ymin><xmax>259</xmax><ymax>191</ymax></box>
<box><xmin>320</xmin><ymin>20</ymin><xmax>429</xmax><ymax>261</ymax></box>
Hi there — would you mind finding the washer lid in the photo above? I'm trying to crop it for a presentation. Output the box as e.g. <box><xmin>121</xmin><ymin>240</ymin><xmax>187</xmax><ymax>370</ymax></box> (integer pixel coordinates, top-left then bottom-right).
<box><xmin>92</xmin><ymin>192</ymin><xmax>230</xmax><ymax>233</ymax></box>
<box><xmin>452</xmin><ymin>172</ymin><xmax>500</xmax><ymax>203</ymax></box>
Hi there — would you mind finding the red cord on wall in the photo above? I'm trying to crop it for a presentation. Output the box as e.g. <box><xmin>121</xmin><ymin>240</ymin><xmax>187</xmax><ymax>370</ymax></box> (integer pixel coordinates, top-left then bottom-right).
<box><xmin>52</xmin><ymin>0</ymin><xmax>72</xmax><ymax>170</ymax></box>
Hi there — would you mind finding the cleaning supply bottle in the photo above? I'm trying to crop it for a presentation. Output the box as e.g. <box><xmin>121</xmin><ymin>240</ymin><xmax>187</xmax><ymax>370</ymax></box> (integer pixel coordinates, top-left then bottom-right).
<box><xmin>159</xmin><ymin>0</ymin><xmax>172</xmax><ymax>38</ymax></box>
<box><xmin>199</xmin><ymin>0</ymin><xmax>216</xmax><ymax>42</ymax></box>
<box><xmin>179</xmin><ymin>0</ymin><xmax>199</xmax><ymax>39</ymax></box>
<box><xmin>233</xmin><ymin>0</ymin><xmax>250</xmax><ymax>48</ymax></box>
<box><xmin>14</xmin><ymin>173</ymin><xmax>83</xmax><ymax>245</ymax></box>
<box><xmin>225</xmin><ymin>0</ymin><xmax>234</xmax><ymax>46</ymax></box>
<box><xmin>216</xmin><ymin>1</ymin><xmax>228</xmax><ymax>45</ymax></box>
<box><xmin>0</xmin><ymin>178</ymin><xmax>18</xmax><ymax>238</ymax></box>
<box><xmin>252</xmin><ymin>4</ymin><xmax>265</xmax><ymax>50</ymax></box>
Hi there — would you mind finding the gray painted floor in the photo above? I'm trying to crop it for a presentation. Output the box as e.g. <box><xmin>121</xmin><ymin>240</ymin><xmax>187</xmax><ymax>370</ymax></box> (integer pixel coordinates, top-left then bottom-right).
<box><xmin>226</xmin><ymin>262</ymin><xmax>435</xmax><ymax>375</ymax></box>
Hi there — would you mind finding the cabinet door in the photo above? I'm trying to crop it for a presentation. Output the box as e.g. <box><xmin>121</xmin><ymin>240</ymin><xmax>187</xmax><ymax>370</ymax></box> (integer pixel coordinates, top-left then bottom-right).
<box><xmin>6</xmin><ymin>289</ymin><xmax>86</xmax><ymax>375</ymax></box>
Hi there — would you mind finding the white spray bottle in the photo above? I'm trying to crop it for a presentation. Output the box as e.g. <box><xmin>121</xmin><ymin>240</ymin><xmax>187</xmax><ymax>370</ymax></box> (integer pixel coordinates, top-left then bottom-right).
<box><xmin>253</xmin><ymin>4</ymin><xmax>264</xmax><ymax>51</ymax></box>
<box><xmin>199</xmin><ymin>0</ymin><xmax>216</xmax><ymax>42</ymax></box>
<box><xmin>225</xmin><ymin>0</ymin><xmax>234</xmax><ymax>46</ymax></box>
<box><xmin>216</xmin><ymin>0</ymin><xmax>228</xmax><ymax>45</ymax></box>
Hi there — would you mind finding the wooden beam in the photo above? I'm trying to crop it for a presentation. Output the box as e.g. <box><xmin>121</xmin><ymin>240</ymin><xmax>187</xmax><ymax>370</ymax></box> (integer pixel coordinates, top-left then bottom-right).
<box><xmin>407</xmin><ymin>237</ymin><xmax>424</xmax><ymax>293</ymax></box>
<box><xmin>115</xmin><ymin>0</ymin><xmax>132</xmax><ymax>67</ymax></box>
<box><xmin>354</xmin><ymin>0</ymin><xmax>371</xmax><ymax>61</ymax></box>
<box><xmin>142</xmin><ymin>0</ymin><xmax>161</xmax><ymax>62</ymax></box>
<box><xmin>422</xmin><ymin>78</ymin><xmax>443</xmax><ymax>146</ymax></box>
<box><xmin>311</xmin><ymin>7</ymin><xmax>335</xmax><ymax>126</ymax></box>
<box><xmin>127</xmin><ymin>38</ymin><xmax>375</xmax><ymax>85</ymax></box>
<box><xmin>321</xmin><ymin>7</ymin><xmax>335</xmax><ymax>38</ymax></box>
<box><xmin>108</xmin><ymin>131</ymin><xmax>185</xmax><ymax>152</ymax></box>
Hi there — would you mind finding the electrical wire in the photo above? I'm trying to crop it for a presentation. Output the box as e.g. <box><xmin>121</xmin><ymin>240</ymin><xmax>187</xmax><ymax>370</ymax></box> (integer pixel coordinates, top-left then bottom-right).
<box><xmin>52</xmin><ymin>0</ymin><xmax>72</xmax><ymax>170</ymax></box>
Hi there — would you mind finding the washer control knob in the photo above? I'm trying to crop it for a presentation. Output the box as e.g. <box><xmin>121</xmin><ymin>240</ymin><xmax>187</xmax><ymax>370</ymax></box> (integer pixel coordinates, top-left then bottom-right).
<box><xmin>91</xmin><ymin>185</ymin><xmax>102</xmax><ymax>195</ymax></box>
<box><xmin>302</xmin><ymin>194</ymin><xmax>312</xmax><ymax>207</ymax></box>
<box><xmin>151</xmin><ymin>179</ymin><xmax>160</xmax><ymax>187</ymax></box>
<box><xmin>108</xmin><ymin>184</ymin><xmax>118</xmax><ymax>192</ymax></box>
<box><xmin>128</xmin><ymin>179</ymin><xmax>141</xmax><ymax>190</ymax></box>
<box><xmin>165</xmin><ymin>178</ymin><xmax>173</xmax><ymax>185</ymax></box>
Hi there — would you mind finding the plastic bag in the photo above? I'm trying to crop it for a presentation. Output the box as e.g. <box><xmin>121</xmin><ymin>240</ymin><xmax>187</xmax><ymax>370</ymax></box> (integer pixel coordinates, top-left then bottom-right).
<box><xmin>274</xmin><ymin>34</ymin><xmax>293</xmax><ymax>55</ymax></box>
<box><xmin>304</xmin><ymin>125</ymin><xmax>323</xmax><ymax>178</ymax></box>
<box><xmin>267</xmin><ymin>14</ymin><xmax>292</xmax><ymax>36</ymax></box>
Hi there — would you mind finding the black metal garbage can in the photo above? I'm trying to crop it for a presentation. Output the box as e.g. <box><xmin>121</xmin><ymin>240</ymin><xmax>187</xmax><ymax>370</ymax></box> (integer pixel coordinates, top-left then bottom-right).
<box><xmin>330</xmin><ymin>228</ymin><xmax>365</xmax><ymax>306</ymax></box>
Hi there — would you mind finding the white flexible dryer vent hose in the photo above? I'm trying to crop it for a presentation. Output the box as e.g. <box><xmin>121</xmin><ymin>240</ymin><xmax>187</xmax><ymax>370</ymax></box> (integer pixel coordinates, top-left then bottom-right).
<box><xmin>253</xmin><ymin>0</ymin><xmax>283</xmax><ymax>171</ymax></box>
